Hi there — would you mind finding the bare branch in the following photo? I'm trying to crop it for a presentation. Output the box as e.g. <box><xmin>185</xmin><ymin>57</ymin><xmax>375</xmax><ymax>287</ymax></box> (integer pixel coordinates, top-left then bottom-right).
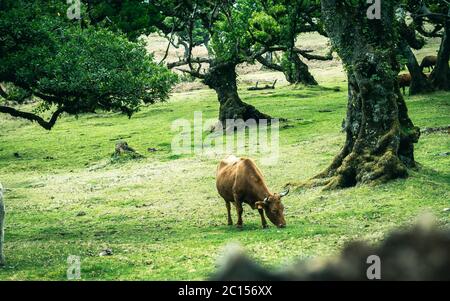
<box><xmin>0</xmin><ymin>105</ymin><xmax>65</xmax><ymax>130</ymax></box>
<box><xmin>159</xmin><ymin>20</ymin><xmax>179</xmax><ymax>65</ymax></box>
<box><xmin>256</xmin><ymin>55</ymin><xmax>283</xmax><ymax>72</ymax></box>
<box><xmin>266</xmin><ymin>46</ymin><xmax>333</xmax><ymax>61</ymax></box>
<box><xmin>299</xmin><ymin>49</ymin><xmax>333</xmax><ymax>61</ymax></box>
<box><xmin>167</xmin><ymin>57</ymin><xmax>210</xmax><ymax>69</ymax></box>
<box><xmin>175</xmin><ymin>68</ymin><xmax>206</xmax><ymax>80</ymax></box>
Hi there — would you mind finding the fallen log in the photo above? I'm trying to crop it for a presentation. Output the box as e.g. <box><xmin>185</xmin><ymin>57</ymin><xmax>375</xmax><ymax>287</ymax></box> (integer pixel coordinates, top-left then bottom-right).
<box><xmin>247</xmin><ymin>80</ymin><xmax>278</xmax><ymax>91</ymax></box>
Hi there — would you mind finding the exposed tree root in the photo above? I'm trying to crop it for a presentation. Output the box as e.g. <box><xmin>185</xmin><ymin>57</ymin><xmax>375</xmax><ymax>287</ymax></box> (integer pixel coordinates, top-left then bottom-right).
<box><xmin>294</xmin><ymin>104</ymin><xmax>420</xmax><ymax>191</ymax></box>
<box><xmin>219</xmin><ymin>97</ymin><xmax>271</xmax><ymax>123</ymax></box>
<box><xmin>304</xmin><ymin>149</ymin><xmax>408</xmax><ymax>190</ymax></box>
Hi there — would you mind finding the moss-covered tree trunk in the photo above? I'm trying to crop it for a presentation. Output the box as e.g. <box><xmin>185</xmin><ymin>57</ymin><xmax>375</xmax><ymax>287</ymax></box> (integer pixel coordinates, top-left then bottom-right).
<box><xmin>203</xmin><ymin>62</ymin><xmax>271</xmax><ymax>124</ymax></box>
<box><xmin>399</xmin><ymin>41</ymin><xmax>433</xmax><ymax>95</ymax></box>
<box><xmin>430</xmin><ymin>15</ymin><xmax>450</xmax><ymax>91</ymax></box>
<box><xmin>309</xmin><ymin>0</ymin><xmax>420</xmax><ymax>189</ymax></box>
<box><xmin>283</xmin><ymin>52</ymin><xmax>318</xmax><ymax>86</ymax></box>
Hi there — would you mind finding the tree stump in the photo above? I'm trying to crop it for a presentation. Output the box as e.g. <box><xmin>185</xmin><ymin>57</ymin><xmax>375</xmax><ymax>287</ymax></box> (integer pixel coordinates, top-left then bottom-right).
<box><xmin>112</xmin><ymin>141</ymin><xmax>144</xmax><ymax>162</ymax></box>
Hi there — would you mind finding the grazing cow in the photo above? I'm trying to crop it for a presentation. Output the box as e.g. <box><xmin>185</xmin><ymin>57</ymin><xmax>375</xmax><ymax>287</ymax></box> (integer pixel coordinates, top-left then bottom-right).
<box><xmin>0</xmin><ymin>183</ymin><xmax>5</xmax><ymax>265</ymax></box>
<box><xmin>420</xmin><ymin>55</ymin><xmax>438</xmax><ymax>72</ymax></box>
<box><xmin>398</xmin><ymin>73</ymin><xmax>412</xmax><ymax>95</ymax></box>
<box><xmin>216</xmin><ymin>156</ymin><xmax>289</xmax><ymax>229</ymax></box>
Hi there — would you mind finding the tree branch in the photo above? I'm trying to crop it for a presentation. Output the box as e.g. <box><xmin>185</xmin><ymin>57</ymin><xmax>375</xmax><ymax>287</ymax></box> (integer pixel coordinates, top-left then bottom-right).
<box><xmin>267</xmin><ymin>46</ymin><xmax>333</xmax><ymax>61</ymax></box>
<box><xmin>175</xmin><ymin>68</ymin><xmax>206</xmax><ymax>79</ymax></box>
<box><xmin>159</xmin><ymin>20</ymin><xmax>179</xmax><ymax>65</ymax></box>
<box><xmin>299</xmin><ymin>49</ymin><xmax>333</xmax><ymax>61</ymax></box>
<box><xmin>414</xmin><ymin>12</ymin><xmax>450</xmax><ymax>21</ymax></box>
<box><xmin>0</xmin><ymin>106</ymin><xmax>65</xmax><ymax>130</ymax></box>
<box><xmin>256</xmin><ymin>55</ymin><xmax>283</xmax><ymax>72</ymax></box>
<box><xmin>167</xmin><ymin>57</ymin><xmax>210</xmax><ymax>69</ymax></box>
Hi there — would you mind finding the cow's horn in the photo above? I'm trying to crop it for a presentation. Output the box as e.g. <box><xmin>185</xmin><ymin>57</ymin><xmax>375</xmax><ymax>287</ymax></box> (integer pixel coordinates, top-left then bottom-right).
<box><xmin>263</xmin><ymin>197</ymin><xmax>269</xmax><ymax>204</ymax></box>
<box><xmin>280</xmin><ymin>188</ymin><xmax>290</xmax><ymax>197</ymax></box>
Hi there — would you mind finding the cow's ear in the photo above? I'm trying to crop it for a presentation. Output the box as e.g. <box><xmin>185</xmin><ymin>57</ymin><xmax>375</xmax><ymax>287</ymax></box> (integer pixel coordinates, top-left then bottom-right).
<box><xmin>255</xmin><ymin>201</ymin><xmax>264</xmax><ymax>210</ymax></box>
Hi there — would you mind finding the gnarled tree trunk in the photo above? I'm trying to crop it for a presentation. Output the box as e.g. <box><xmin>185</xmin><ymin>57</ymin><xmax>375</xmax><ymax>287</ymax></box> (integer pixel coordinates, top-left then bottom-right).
<box><xmin>203</xmin><ymin>62</ymin><xmax>271</xmax><ymax>124</ymax></box>
<box><xmin>430</xmin><ymin>15</ymin><xmax>450</xmax><ymax>91</ymax></box>
<box><xmin>399</xmin><ymin>41</ymin><xmax>433</xmax><ymax>95</ymax></box>
<box><xmin>309</xmin><ymin>0</ymin><xmax>420</xmax><ymax>189</ymax></box>
<box><xmin>397</xmin><ymin>18</ymin><xmax>432</xmax><ymax>95</ymax></box>
<box><xmin>257</xmin><ymin>52</ymin><xmax>318</xmax><ymax>86</ymax></box>
<box><xmin>282</xmin><ymin>52</ymin><xmax>318</xmax><ymax>85</ymax></box>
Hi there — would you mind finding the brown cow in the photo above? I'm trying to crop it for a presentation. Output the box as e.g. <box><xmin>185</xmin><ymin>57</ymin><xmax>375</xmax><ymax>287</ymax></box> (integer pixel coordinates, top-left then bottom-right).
<box><xmin>398</xmin><ymin>73</ymin><xmax>411</xmax><ymax>95</ymax></box>
<box><xmin>216</xmin><ymin>156</ymin><xmax>289</xmax><ymax>229</ymax></box>
<box><xmin>420</xmin><ymin>55</ymin><xmax>437</xmax><ymax>72</ymax></box>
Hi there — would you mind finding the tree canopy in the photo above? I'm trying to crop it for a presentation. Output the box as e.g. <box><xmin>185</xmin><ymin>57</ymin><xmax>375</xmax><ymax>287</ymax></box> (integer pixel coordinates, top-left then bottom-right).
<box><xmin>247</xmin><ymin>0</ymin><xmax>331</xmax><ymax>84</ymax></box>
<box><xmin>0</xmin><ymin>0</ymin><xmax>177</xmax><ymax>130</ymax></box>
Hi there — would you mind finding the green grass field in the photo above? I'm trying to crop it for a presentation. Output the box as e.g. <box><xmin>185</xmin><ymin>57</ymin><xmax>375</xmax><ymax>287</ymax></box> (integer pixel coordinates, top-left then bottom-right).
<box><xmin>0</xmin><ymin>77</ymin><xmax>449</xmax><ymax>280</ymax></box>
<box><xmin>1</xmin><ymin>30</ymin><xmax>450</xmax><ymax>280</ymax></box>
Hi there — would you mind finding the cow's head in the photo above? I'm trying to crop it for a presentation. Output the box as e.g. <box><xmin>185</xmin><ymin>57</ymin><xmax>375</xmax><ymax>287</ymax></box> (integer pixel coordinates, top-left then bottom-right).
<box><xmin>256</xmin><ymin>188</ymin><xmax>289</xmax><ymax>228</ymax></box>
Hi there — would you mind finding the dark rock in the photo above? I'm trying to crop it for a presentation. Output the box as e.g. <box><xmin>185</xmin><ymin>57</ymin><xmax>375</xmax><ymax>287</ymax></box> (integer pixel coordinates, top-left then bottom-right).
<box><xmin>99</xmin><ymin>248</ymin><xmax>113</xmax><ymax>257</ymax></box>
<box><xmin>211</xmin><ymin>218</ymin><xmax>450</xmax><ymax>281</ymax></box>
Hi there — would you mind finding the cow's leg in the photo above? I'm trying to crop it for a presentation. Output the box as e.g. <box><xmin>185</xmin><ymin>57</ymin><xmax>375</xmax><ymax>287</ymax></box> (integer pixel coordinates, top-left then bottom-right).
<box><xmin>232</xmin><ymin>193</ymin><xmax>244</xmax><ymax>229</ymax></box>
<box><xmin>258</xmin><ymin>209</ymin><xmax>268</xmax><ymax>229</ymax></box>
<box><xmin>225</xmin><ymin>200</ymin><xmax>233</xmax><ymax>226</ymax></box>
<box><xmin>231</xmin><ymin>200</ymin><xmax>243</xmax><ymax>229</ymax></box>
<box><xmin>235</xmin><ymin>203</ymin><xmax>243</xmax><ymax>229</ymax></box>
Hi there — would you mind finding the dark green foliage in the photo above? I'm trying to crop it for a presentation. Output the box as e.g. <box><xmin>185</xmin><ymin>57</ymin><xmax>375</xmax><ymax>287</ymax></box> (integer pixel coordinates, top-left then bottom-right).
<box><xmin>243</xmin><ymin>0</ymin><xmax>326</xmax><ymax>84</ymax></box>
<box><xmin>82</xmin><ymin>0</ymin><xmax>165</xmax><ymax>40</ymax></box>
<box><xmin>0</xmin><ymin>0</ymin><xmax>177</xmax><ymax>129</ymax></box>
